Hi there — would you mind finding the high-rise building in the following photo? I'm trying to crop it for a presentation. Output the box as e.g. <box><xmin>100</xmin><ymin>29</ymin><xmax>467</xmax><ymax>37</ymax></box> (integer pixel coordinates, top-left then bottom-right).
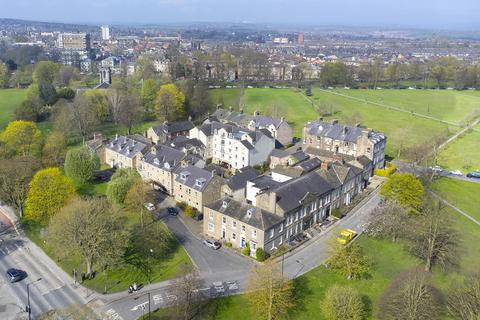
<box><xmin>57</xmin><ymin>33</ymin><xmax>90</xmax><ymax>51</ymax></box>
<box><xmin>101</xmin><ymin>25</ymin><xmax>110</xmax><ymax>41</ymax></box>
<box><xmin>297</xmin><ymin>32</ymin><xmax>304</xmax><ymax>44</ymax></box>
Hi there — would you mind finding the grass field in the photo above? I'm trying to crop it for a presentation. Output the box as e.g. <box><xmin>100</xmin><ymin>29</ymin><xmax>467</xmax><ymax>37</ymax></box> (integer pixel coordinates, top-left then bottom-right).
<box><xmin>437</xmin><ymin>125</ymin><xmax>480</xmax><ymax>171</ymax></box>
<box><xmin>431</xmin><ymin>177</ymin><xmax>480</xmax><ymax>223</ymax></box>
<box><xmin>0</xmin><ymin>89</ymin><xmax>27</xmax><ymax>129</ymax></box>
<box><xmin>210</xmin><ymin>88</ymin><xmax>477</xmax><ymax>159</ymax></box>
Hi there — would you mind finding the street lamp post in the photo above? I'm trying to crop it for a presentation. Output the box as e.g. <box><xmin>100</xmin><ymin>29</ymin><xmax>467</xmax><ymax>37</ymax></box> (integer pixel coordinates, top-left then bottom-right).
<box><xmin>26</xmin><ymin>278</ymin><xmax>42</xmax><ymax>320</ymax></box>
<box><xmin>134</xmin><ymin>291</ymin><xmax>152</xmax><ymax>320</ymax></box>
<box><xmin>149</xmin><ymin>248</ymin><xmax>154</xmax><ymax>284</ymax></box>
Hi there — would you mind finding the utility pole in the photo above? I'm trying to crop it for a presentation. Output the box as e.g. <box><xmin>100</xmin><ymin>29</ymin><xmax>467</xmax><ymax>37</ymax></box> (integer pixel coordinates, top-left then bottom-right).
<box><xmin>26</xmin><ymin>278</ymin><xmax>42</xmax><ymax>320</ymax></box>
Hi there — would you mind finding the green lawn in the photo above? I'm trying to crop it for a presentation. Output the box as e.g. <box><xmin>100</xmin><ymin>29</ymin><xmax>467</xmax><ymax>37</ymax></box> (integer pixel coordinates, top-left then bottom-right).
<box><xmin>210</xmin><ymin>88</ymin><xmax>318</xmax><ymax>137</ymax></box>
<box><xmin>437</xmin><ymin>126</ymin><xmax>480</xmax><ymax>171</ymax></box>
<box><xmin>22</xmin><ymin>211</ymin><xmax>192</xmax><ymax>294</ymax></box>
<box><xmin>0</xmin><ymin>88</ymin><xmax>27</xmax><ymax>128</ymax></box>
<box><xmin>431</xmin><ymin>177</ymin><xmax>480</xmax><ymax>223</ymax></box>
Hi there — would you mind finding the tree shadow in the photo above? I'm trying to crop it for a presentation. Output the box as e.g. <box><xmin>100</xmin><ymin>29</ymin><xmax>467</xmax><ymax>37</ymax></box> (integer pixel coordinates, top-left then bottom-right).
<box><xmin>288</xmin><ymin>276</ymin><xmax>312</xmax><ymax>318</ymax></box>
<box><xmin>361</xmin><ymin>295</ymin><xmax>373</xmax><ymax>319</ymax></box>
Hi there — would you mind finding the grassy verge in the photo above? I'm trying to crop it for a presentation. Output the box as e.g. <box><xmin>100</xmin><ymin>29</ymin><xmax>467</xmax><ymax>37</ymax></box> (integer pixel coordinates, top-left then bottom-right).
<box><xmin>437</xmin><ymin>126</ymin><xmax>480</xmax><ymax>172</ymax></box>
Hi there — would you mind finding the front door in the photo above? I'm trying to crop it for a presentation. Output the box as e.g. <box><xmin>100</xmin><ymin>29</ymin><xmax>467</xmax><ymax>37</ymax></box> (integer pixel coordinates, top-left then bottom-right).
<box><xmin>222</xmin><ymin>228</ymin><xmax>226</xmax><ymax>239</ymax></box>
<box><xmin>241</xmin><ymin>237</ymin><xmax>246</xmax><ymax>248</ymax></box>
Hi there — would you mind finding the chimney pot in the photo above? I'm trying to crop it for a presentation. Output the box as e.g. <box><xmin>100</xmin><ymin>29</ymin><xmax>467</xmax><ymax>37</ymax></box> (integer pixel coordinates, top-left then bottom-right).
<box><xmin>331</xmin><ymin>119</ymin><xmax>338</xmax><ymax>125</ymax></box>
<box><xmin>188</xmin><ymin>115</ymin><xmax>192</xmax><ymax>122</ymax></box>
<box><xmin>229</xmin><ymin>106</ymin><xmax>233</xmax><ymax>111</ymax></box>
<box><xmin>319</xmin><ymin>117</ymin><xmax>323</xmax><ymax>122</ymax></box>
<box><xmin>355</xmin><ymin>123</ymin><xmax>361</xmax><ymax>127</ymax></box>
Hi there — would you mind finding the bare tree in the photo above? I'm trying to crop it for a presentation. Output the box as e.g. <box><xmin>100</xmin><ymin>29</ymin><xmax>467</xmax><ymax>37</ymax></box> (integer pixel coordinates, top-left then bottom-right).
<box><xmin>377</xmin><ymin>268</ymin><xmax>444</xmax><ymax>320</ymax></box>
<box><xmin>409</xmin><ymin>199</ymin><xmax>458</xmax><ymax>272</ymax></box>
<box><xmin>171</xmin><ymin>265</ymin><xmax>204</xmax><ymax>320</ymax></box>
<box><xmin>447</xmin><ymin>273</ymin><xmax>480</xmax><ymax>320</ymax></box>
<box><xmin>108</xmin><ymin>89</ymin><xmax>124</xmax><ymax>125</ymax></box>
<box><xmin>117</xmin><ymin>93</ymin><xmax>143</xmax><ymax>135</ymax></box>
<box><xmin>246</xmin><ymin>261</ymin><xmax>294</xmax><ymax>320</ymax></box>
<box><xmin>367</xmin><ymin>199</ymin><xmax>410</xmax><ymax>242</ymax></box>
<box><xmin>0</xmin><ymin>156</ymin><xmax>40</xmax><ymax>217</ymax></box>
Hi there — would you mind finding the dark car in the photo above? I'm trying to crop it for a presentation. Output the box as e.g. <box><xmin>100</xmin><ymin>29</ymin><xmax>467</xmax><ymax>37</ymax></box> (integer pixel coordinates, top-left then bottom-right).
<box><xmin>167</xmin><ymin>207</ymin><xmax>178</xmax><ymax>216</ymax></box>
<box><xmin>6</xmin><ymin>268</ymin><xmax>26</xmax><ymax>283</ymax></box>
<box><xmin>467</xmin><ymin>171</ymin><xmax>480</xmax><ymax>179</ymax></box>
<box><xmin>193</xmin><ymin>214</ymin><xmax>204</xmax><ymax>221</ymax></box>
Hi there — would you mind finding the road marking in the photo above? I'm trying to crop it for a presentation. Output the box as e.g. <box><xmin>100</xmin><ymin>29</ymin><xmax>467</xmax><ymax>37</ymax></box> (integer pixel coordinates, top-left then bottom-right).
<box><xmin>131</xmin><ymin>301</ymin><xmax>149</xmax><ymax>311</ymax></box>
<box><xmin>105</xmin><ymin>308</ymin><xmax>124</xmax><ymax>320</ymax></box>
<box><xmin>153</xmin><ymin>294</ymin><xmax>163</xmax><ymax>305</ymax></box>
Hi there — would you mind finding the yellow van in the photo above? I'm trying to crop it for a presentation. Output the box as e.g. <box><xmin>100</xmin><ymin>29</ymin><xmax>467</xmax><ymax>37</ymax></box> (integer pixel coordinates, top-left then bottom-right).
<box><xmin>336</xmin><ymin>229</ymin><xmax>358</xmax><ymax>245</ymax></box>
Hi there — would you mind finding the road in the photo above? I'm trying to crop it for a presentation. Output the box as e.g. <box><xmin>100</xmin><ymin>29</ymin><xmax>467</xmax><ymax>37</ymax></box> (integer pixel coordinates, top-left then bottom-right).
<box><xmin>393</xmin><ymin>161</ymin><xmax>480</xmax><ymax>184</ymax></box>
<box><xmin>0</xmin><ymin>206</ymin><xmax>88</xmax><ymax>320</ymax></box>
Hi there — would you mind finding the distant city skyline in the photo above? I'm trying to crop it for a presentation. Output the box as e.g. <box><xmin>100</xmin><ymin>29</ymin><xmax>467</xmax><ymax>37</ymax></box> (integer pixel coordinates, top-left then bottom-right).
<box><xmin>2</xmin><ymin>0</ymin><xmax>479</xmax><ymax>30</ymax></box>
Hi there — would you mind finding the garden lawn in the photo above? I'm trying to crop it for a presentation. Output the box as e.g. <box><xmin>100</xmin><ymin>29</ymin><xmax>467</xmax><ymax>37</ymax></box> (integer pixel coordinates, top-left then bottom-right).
<box><xmin>437</xmin><ymin>126</ymin><xmax>480</xmax><ymax>171</ymax></box>
<box><xmin>22</xmin><ymin>211</ymin><xmax>192</xmax><ymax>294</ymax></box>
<box><xmin>0</xmin><ymin>88</ymin><xmax>27</xmax><ymax>128</ymax></box>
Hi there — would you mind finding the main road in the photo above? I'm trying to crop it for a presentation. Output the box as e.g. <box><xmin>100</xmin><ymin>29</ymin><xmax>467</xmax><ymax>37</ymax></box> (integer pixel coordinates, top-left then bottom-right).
<box><xmin>0</xmin><ymin>206</ymin><xmax>88</xmax><ymax>320</ymax></box>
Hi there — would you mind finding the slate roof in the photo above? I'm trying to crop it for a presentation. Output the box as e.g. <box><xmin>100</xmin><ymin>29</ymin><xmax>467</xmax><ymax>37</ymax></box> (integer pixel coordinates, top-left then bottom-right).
<box><xmin>206</xmin><ymin>197</ymin><xmax>283</xmax><ymax>231</ymax></box>
<box><xmin>142</xmin><ymin>144</ymin><xmax>185</xmax><ymax>171</ymax></box>
<box><xmin>304</xmin><ymin>147</ymin><xmax>356</xmax><ymax>162</ymax></box>
<box><xmin>105</xmin><ymin>135</ymin><xmax>151</xmax><ymax>158</ymax></box>
<box><xmin>169</xmin><ymin>136</ymin><xmax>206</xmax><ymax>151</ymax></box>
<box><xmin>249</xmin><ymin>174</ymin><xmax>282</xmax><ymax>191</ymax></box>
<box><xmin>151</xmin><ymin>121</ymin><xmax>194</xmax><ymax>135</ymax></box>
<box><xmin>175</xmin><ymin>165</ymin><xmax>214</xmax><ymax>192</ymax></box>
<box><xmin>305</xmin><ymin>120</ymin><xmax>385</xmax><ymax>144</ymax></box>
<box><xmin>296</xmin><ymin>158</ymin><xmax>322</xmax><ymax>172</ymax></box>
<box><xmin>226</xmin><ymin>167</ymin><xmax>259</xmax><ymax>191</ymax></box>
<box><xmin>270</xmin><ymin>149</ymin><xmax>290</xmax><ymax>158</ymax></box>
<box><xmin>197</xmin><ymin>121</ymin><xmax>269</xmax><ymax>147</ymax></box>
<box><xmin>270</xmin><ymin>171</ymin><xmax>335</xmax><ymax>213</ymax></box>
<box><xmin>212</xmin><ymin>108</ymin><xmax>285</xmax><ymax>129</ymax></box>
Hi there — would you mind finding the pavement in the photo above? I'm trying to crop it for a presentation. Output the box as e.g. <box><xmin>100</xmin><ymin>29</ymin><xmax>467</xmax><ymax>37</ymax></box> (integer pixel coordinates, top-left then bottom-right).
<box><xmin>0</xmin><ymin>205</ymin><xmax>89</xmax><ymax>320</ymax></box>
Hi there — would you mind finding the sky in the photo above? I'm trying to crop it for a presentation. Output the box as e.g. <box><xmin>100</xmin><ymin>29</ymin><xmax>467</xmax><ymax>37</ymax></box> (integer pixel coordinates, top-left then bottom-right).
<box><xmin>1</xmin><ymin>0</ymin><xmax>479</xmax><ymax>30</ymax></box>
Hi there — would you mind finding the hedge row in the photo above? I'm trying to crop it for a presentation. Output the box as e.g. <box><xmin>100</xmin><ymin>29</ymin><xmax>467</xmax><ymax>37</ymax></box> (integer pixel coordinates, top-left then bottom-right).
<box><xmin>374</xmin><ymin>161</ymin><xmax>397</xmax><ymax>177</ymax></box>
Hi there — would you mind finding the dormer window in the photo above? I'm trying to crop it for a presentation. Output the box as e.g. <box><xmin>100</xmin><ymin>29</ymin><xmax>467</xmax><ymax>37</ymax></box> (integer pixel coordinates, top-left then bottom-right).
<box><xmin>154</xmin><ymin>158</ymin><xmax>160</xmax><ymax>165</ymax></box>
<box><xmin>247</xmin><ymin>208</ymin><xmax>255</xmax><ymax>218</ymax></box>
<box><xmin>221</xmin><ymin>200</ymin><xmax>228</xmax><ymax>208</ymax></box>
<box><xmin>164</xmin><ymin>162</ymin><xmax>170</xmax><ymax>169</ymax></box>
<box><xmin>195</xmin><ymin>178</ymin><xmax>206</xmax><ymax>187</ymax></box>
<box><xmin>180</xmin><ymin>171</ymin><xmax>190</xmax><ymax>180</ymax></box>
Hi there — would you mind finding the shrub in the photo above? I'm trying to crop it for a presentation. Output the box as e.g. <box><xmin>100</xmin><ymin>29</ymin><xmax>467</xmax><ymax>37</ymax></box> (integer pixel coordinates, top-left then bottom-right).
<box><xmin>225</xmin><ymin>241</ymin><xmax>232</xmax><ymax>248</ymax></box>
<box><xmin>242</xmin><ymin>243</ymin><xmax>251</xmax><ymax>256</ymax></box>
<box><xmin>374</xmin><ymin>161</ymin><xmax>397</xmax><ymax>177</ymax></box>
<box><xmin>106</xmin><ymin>168</ymin><xmax>139</xmax><ymax>204</ymax></box>
<box><xmin>256</xmin><ymin>248</ymin><xmax>269</xmax><ymax>262</ymax></box>
<box><xmin>64</xmin><ymin>146</ymin><xmax>100</xmax><ymax>184</ymax></box>
<box><xmin>176</xmin><ymin>201</ymin><xmax>187</xmax><ymax>210</ymax></box>
<box><xmin>331</xmin><ymin>208</ymin><xmax>343</xmax><ymax>219</ymax></box>
<box><xmin>183</xmin><ymin>205</ymin><xmax>196</xmax><ymax>218</ymax></box>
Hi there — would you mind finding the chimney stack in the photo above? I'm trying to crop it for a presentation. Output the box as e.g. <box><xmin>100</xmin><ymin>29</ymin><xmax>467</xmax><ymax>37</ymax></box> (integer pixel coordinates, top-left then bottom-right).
<box><xmin>331</xmin><ymin>119</ymin><xmax>338</xmax><ymax>125</ymax></box>
<box><xmin>216</xmin><ymin>104</ymin><xmax>222</xmax><ymax>110</ymax></box>
<box><xmin>188</xmin><ymin>115</ymin><xmax>192</xmax><ymax>122</ymax></box>
<box><xmin>240</xmin><ymin>108</ymin><xmax>244</xmax><ymax>114</ymax></box>
<box><xmin>355</xmin><ymin>123</ymin><xmax>361</xmax><ymax>127</ymax></box>
<box><xmin>280</xmin><ymin>116</ymin><xmax>285</xmax><ymax>122</ymax></box>
<box><xmin>254</xmin><ymin>110</ymin><xmax>260</xmax><ymax>116</ymax></box>
<box><xmin>229</xmin><ymin>106</ymin><xmax>233</xmax><ymax>111</ymax></box>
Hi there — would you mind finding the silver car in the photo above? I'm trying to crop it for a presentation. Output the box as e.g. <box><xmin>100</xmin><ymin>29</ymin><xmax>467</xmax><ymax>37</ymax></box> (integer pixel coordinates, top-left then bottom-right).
<box><xmin>203</xmin><ymin>239</ymin><xmax>221</xmax><ymax>250</ymax></box>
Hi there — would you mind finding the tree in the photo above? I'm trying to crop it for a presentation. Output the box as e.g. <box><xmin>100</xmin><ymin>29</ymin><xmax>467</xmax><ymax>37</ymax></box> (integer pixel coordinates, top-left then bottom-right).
<box><xmin>0</xmin><ymin>62</ymin><xmax>9</xmax><ymax>88</ymax></box>
<box><xmin>446</xmin><ymin>273</ymin><xmax>480</xmax><ymax>320</ymax></box>
<box><xmin>135</xmin><ymin>55</ymin><xmax>156</xmax><ymax>80</ymax></box>
<box><xmin>141</xmin><ymin>78</ymin><xmax>158</xmax><ymax>119</ymax></box>
<box><xmin>0</xmin><ymin>156</ymin><xmax>40</xmax><ymax>217</ymax></box>
<box><xmin>42</xmin><ymin>131</ymin><xmax>67</xmax><ymax>167</ymax></box>
<box><xmin>55</xmin><ymin>65</ymin><xmax>79</xmax><ymax>87</ymax></box>
<box><xmin>24</xmin><ymin>168</ymin><xmax>76</xmax><ymax>223</ymax></box>
<box><xmin>380</xmin><ymin>173</ymin><xmax>425</xmax><ymax>212</ymax></box>
<box><xmin>64</xmin><ymin>147</ymin><xmax>100</xmax><ymax>184</ymax></box>
<box><xmin>320</xmin><ymin>61</ymin><xmax>348</xmax><ymax>87</ymax></box>
<box><xmin>33</xmin><ymin>61</ymin><xmax>59</xmax><ymax>105</ymax></box>
<box><xmin>56</xmin><ymin>94</ymin><xmax>98</xmax><ymax>140</ymax></box>
<box><xmin>384</xmin><ymin>63</ymin><xmax>400</xmax><ymax>87</ymax></box>
<box><xmin>107</xmin><ymin>89</ymin><xmax>124</xmax><ymax>125</ymax></box>
<box><xmin>48</xmin><ymin>197</ymin><xmax>127</xmax><ymax>275</ymax></box>
<box><xmin>117</xmin><ymin>93</ymin><xmax>143</xmax><ymax>134</ymax></box>
<box><xmin>124</xmin><ymin>180</ymin><xmax>149</xmax><ymax>228</ymax></box>
<box><xmin>15</xmin><ymin>98</ymin><xmax>40</xmax><ymax>121</ymax></box>
<box><xmin>155</xmin><ymin>83</ymin><xmax>186</xmax><ymax>121</ymax></box>
<box><xmin>367</xmin><ymin>199</ymin><xmax>409</xmax><ymax>242</ymax></box>
<box><xmin>246</xmin><ymin>261</ymin><xmax>294</xmax><ymax>320</ymax></box>
<box><xmin>171</xmin><ymin>265</ymin><xmax>204</xmax><ymax>320</ymax></box>
<box><xmin>328</xmin><ymin>243</ymin><xmax>372</xmax><ymax>280</ymax></box>
<box><xmin>409</xmin><ymin>200</ymin><xmax>458</xmax><ymax>272</ymax></box>
<box><xmin>322</xmin><ymin>285</ymin><xmax>365</xmax><ymax>320</ymax></box>
<box><xmin>431</xmin><ymin>64</ymin><xmax>446</xmax><ymax>88</ymax></box>
<box><xmin>190</xmin><ymin>81</ymin><xmax>211</xmax><ymax>117</ymax></box>
<box><xmin>106</xmin><ymin>168</ymin><xmax>140</xmax><ymax>204</ymax></box>
<box><xmin>377</xmin><ymin>268</ymin><xmax>443</xmax><ymax>320</ymax></box>
<box><xmin>85</xmin><ymin>90</ymin><xmax>110</xmax><ymax>123</ymax></box>
<box><xmin>0</xmin><ymin>120</ymin><xmax>41</xmax><ymax>156</ymax></box>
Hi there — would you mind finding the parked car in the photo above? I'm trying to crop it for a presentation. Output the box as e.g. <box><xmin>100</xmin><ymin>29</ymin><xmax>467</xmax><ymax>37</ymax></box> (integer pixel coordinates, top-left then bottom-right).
<box><xmin>336</xmin><ymin>229</ymin><xmax>357</xmax><ymax>245</ymax></box>
<box><xmin>449</xmin><ymin>170</ymin><xmax>463</xmax><ymax>176</ymax></box>
<box><xmin>167</xmin><ymin>207</ymin><xmax>178</xmax><ymax>216</ymax></box>
<box><xmin>429</xmin><ymin>165</ymin><xmax>443</xmax><ymax>172</ymax></box>
<box><xmin>6</xmin><ymin>268</ymin><xmax>26</xmax><ymax>283</ymax></box>
<box><xmin>144</xmin><ymin>203</ymin><xmax>155</xmax><ymax>211</ymax></box>
<box><xmin>467</xmin><ymin>171</ymin><xmax>480</xmax><ymax>179</ymax></box>
<box><xmin>203</xmin><ymin>239</ymin><xmax>221</xmax><ymax>250</ymax></box>
<box><xmin>193</xmin><ymin>213</ymin><xmax>204</xmax><ymax>221</ymax></box>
